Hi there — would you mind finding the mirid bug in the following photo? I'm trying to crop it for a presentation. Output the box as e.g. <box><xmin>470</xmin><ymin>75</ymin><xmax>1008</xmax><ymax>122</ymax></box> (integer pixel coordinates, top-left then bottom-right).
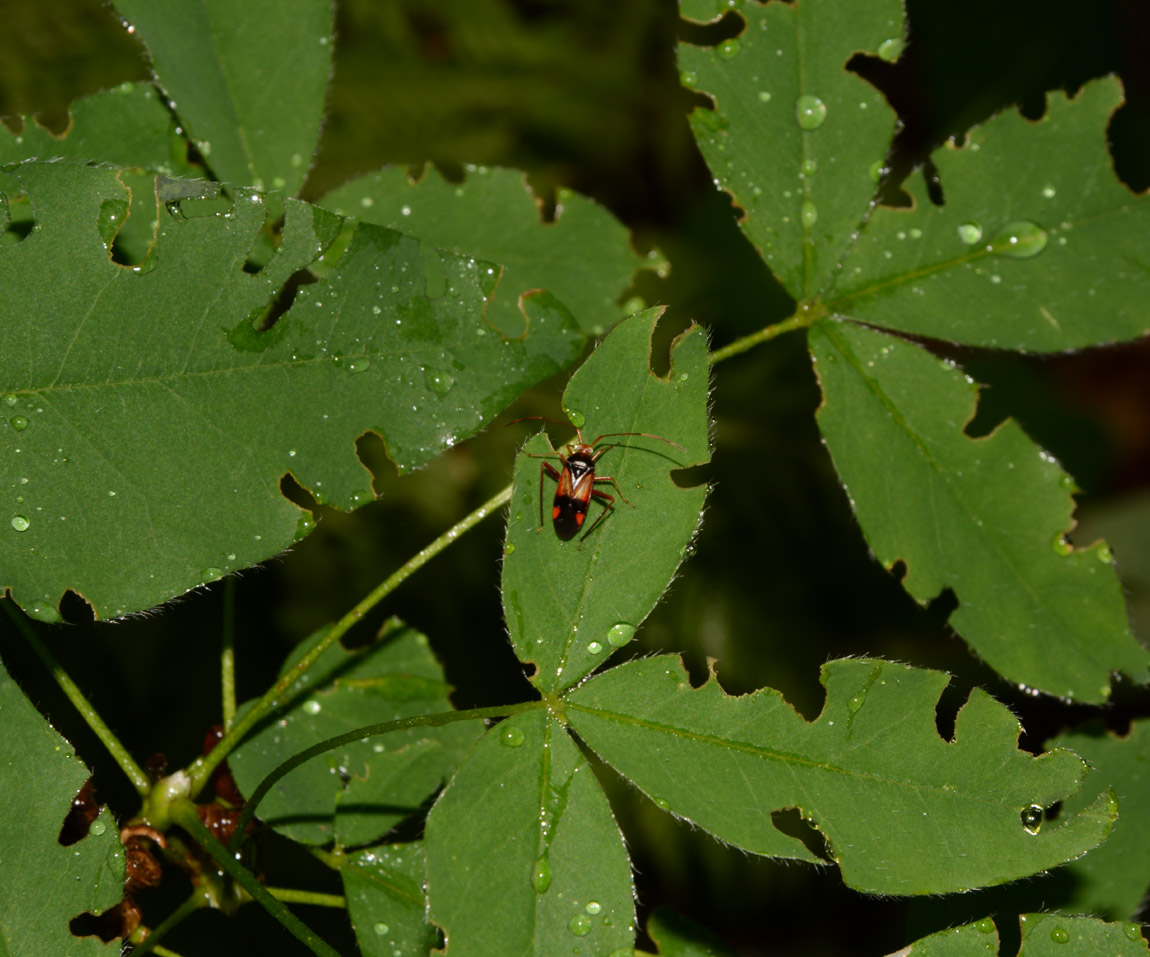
<box><xmin>509</xmin><ymin>417</ymin><xmax>686</xmax><ymax>543</ymax></box>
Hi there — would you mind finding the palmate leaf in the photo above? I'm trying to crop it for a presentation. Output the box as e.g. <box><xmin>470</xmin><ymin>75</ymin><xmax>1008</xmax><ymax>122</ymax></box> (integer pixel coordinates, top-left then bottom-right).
<box><xmin>895</xmin><ymin>914</ymin><xmax>1149</xmax><ymax>956</ymax></box>
<box><xmin>319</xmin><ymin>164</ymin><xmax>660</xmax><ymax>337</ymax></box>
<box><xmin>567</xmin><ymin>655</ymin><xmax>1115</xmax><ymax>896</ymax></box>
<box><xmin>810</xmin><ymin>320</ymin><xmax>1148</xmax><ymax>701</ymax></box>
<box><xmin>228</xmin><ymin>620</ymin><xmax>479</xmax><ymax>847</ymax></box>
<box><xmin>0</xmin><ymin>163</ymin><xmax>583</xmax><ymax>621</ymax></box>
<box><xmin>424</xmin><ymin>710</ymin><xmax>634</xmax><ymax>957</ymax></box>
<box><xmin>0</xmin><ymin>657</ymin><xmax>125</xmax><ymax>956</ymax></box>
<box><xmin>501</xmin><ymin>308</ymin><xmax>710</xmax><ymax>694</ymax></box>
<box><xmin>111</xmin><ymin>0</ymin><xmax>332</xmax><ymax>196</ymax></box>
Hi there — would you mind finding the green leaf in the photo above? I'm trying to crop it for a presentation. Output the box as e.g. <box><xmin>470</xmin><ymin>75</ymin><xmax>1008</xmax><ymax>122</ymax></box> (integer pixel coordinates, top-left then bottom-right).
<box><xmin>343</xmin><ymin>842</ymin><xmax>436</xmax><ymax>957</ymax></box>
<box><xmin>809</xmin><ymin>319</ymin><xmax>1149</xmax><ymax>701</ymax></box>
<box><xmin>111</xmin><ymin>0</ymin><xmax>332</xmax><ymax>195</ymax></box>
<box><xmin>1048</xmin><ymin>721</ymin><xmax>1150</xmax><ymax>920</ymax></box>
<box><xmin>832</xmin><ymin>78</ymin><xmax>1150</xmax><ymax>351</ymax></box>
<box><xmin>567</xmin><ymin>655</ymin><xmax>1115</xmax><ymax>895</ymax></box>
<box><xmin>0</xmin><ymin>82</ymin><xmax>195</xmax><ymax>176</ymax></box>
<box><xmin>501</xmin><ymin>308</ymin><xmax>710</xmax><ymax>694</ymax></box>
<box><xmin>229</xmin><ymin>619</ymin><xmax>478</xmax><ymax>847</ymax></box>
<box><xmin>898</xmin><ymin>914</ymin><xmax>1149</xmax><ymax>956</ymax></box>
<box><xmin>679</xmin><ymin>0</ymin><xmax>902</xmax><ymax>299</ymax></box>
<box><xmin>0</xmin><ymin>657</ymin><xmax>124</xmax><ymax>956</ymax></box>
<box><xmin>0</xmin><ymin>163</ymin><xmax>581</xmax><ymax>620</ymax></box>
<box><xmin>425</xmin><ymin>710</ymin><xmax>634</xmax><ymax>956</ymax></box>
<box><xmin>319</xmin><ymin>164</ymin><xmax>659</xmax><ymax>337</ymax></box>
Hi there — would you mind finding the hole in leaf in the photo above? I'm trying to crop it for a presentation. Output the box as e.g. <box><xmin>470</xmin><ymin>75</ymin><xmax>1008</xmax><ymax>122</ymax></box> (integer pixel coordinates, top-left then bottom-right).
<box><xmin>1045</xmin><ymin>800</ymin><xmax>1064</xmax><ymax>822</ymax></box>
<box><xmin>70</xmin><ymin>903</ymin><xmax>133</xmax><ymax>943</ymax></box>
<box><xmin>922</xmin><ymin>158</ymin><xmax>944</xmax><ymax>206</ymax></box>
<box><xmin>677</xmin><ymin>8</ymin><xmax>744</xmax><ymax>43</ymax></box>
<box><xmin>933</xmin><ymin>679</ymin><xmax>968</xmax><ymax>743</ymax></box>
<box><xmin>770</xmin><ymin>807</ymin><xmax>832</xmax><ymax>862</ymax></box>
<box><xmin>59</xmin><ymin>589</ymin><xmax>96</xmax><ymax>625</ymax></box>
<box><xmin>58</xmin><ymin>779</ymin><xmax>100</xmax><ymax>846</ymax></box>
<box><xmin>888</xmin><ymin>558</ymin><xmax>908</xmax><ymax>582</ymax></box>
<box><xmin>355</xmin><ymin>430</ymin><xmax>397</xmax><ymax>498</ymax></box>
<box><xmin>255</xmin><ymin>267</ymin><xmax>317</xmax><ymax>332</ymax></box>
<box><xmin>280</xmin><ymin>472</ymin><xmax>319</xmax><ymax>512</ymax></box>
<box><xmin>1018</xmin><ymin>90</ymin><xmax>1048</xmax><ymax>121</ymax></box>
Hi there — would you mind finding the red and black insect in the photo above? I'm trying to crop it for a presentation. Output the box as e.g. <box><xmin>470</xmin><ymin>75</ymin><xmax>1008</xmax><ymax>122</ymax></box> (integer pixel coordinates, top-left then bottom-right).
<box><xmin>510</xmin><ymin>417</ymin><xmax>686</xmax><ymax>543</ymax></box>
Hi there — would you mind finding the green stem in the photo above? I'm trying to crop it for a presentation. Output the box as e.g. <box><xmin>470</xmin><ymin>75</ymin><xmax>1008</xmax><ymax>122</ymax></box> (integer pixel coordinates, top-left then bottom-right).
<box><xmin>169</xmin><ymin>798</ymin><xmax>341</xmax><ymax>957</ymax></box>
<box><xmin>151</xmin><ymin>946</ymin><xmax>188</xmax><ymax>957</ymax></box>
<box><xmin>708</xmin><ymin>311</ymin><xmax>812</xmax><ymax>365</ymax></box>
<box><xmin>127</xmin><ymin>888</ymin><xmax>210</xmax><ymax>956</ymax></box>
<box><xmin>221</xmin><ymin>577</ymin><xmax>236</xmax><ymax>730</ymax></box>
<box><xmin>187</xmin><ymin>485</ymin><xmax>513</xmax><ymax>798</ymax></box>
<box><xmin>266</xmin><ymin>887</ymin><xmax>346</xmax><ymax>908</ymax></box>
<box><xmin>229</xmin><ymin>702</ymin><xmax>539</xmax><ymax>852</ymax></box>
<box><xmin>1</xmin><ymin>600</ymin><xmax>151</xmax><ymax>795</ymax></box>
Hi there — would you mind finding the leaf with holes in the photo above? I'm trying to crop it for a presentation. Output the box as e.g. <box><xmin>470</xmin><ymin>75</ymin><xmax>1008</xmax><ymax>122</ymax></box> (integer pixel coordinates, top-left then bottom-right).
<box><xmin>319</xmin><ymin>164</ymin><xmax>660</xmax><ymax>338</ymax></box>
<box><xmin>425</xmin><ymin>710</ymin><xmax>634</xmax><ymax>957</ymax></box>
<box><xmin>0</xmin><ymin>163</ymin><xmax>583</xmax><ymax>621</ymax></box>
<box><xmin>0</xmin><ymin>659</ymin><xmax>125</xmax><ymax>956</ymax></box>
<box><xmin>228</xmin><ymin>620</ymin><xmax>479</xmax><ymax>847</ymax></box>
<box><xmin>809</xmin><ymin>320</ymin><xmax>1148</xmax><ymax>701</ymax></box>
<box><xmin>501</xmin><ymin>308</ymin><xmax>710</xmax><ymax>695</ymax></box>
<box><xmin>567</xmin><ymin>655</ymin><xmax>1116</xmax><ymax>896</ymax></box>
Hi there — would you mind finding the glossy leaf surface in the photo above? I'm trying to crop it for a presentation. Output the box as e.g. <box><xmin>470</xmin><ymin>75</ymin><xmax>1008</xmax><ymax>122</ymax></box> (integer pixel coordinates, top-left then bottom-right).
<box><xmin>810</xmin><ymin>320</ymin><xmax>1148</xmax><ymax>701</ymax></box>
<box><xmin>343</xmin><ymin>842</ymin><xmax>436</xmax><ymax>957</ymax></box>
<box><xmin>502</xmin><ymin>308</ymin><xmax>710</xmax><ymax>694</ymax></box>
<box><xmin>897</xmin><ymin>914</ymin><xmax>1149</xmax><ymax>956</ymax></box>
<box><xmin>568</xmin><ymin>655</ymin><xmax>1115</xmax><ymax>895</ymax></box>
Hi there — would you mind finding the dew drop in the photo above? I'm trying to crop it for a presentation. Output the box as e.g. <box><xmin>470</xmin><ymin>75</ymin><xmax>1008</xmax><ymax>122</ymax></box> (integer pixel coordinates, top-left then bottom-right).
<box><xmin>567</xmin><ymin>409</ymin><xmax>586</xmax><ymax>429</ymax></box>
<box><xmin>1124</xmin><ymin>923</ymin><xmax>1142</xmax><ymax>941</ymax></box>
<box><xmin>868</xmin><ymin>160</ymin><xmax>886</xmax><ymax>183</ymax></box>
<box><xmin>424</xmin><ymin>369</ymin><xmax>456</xmax><ymax>396</ymax></box>
<box><xmin>795</xmin><ymin>95</ymin><xmax>827</xmax><ymax>130</ymax></box>
<box><xmin>89</xmin><ymin>819</ymin><xmax>107</xmax><ymax>836</ymax></box>
<box><xmin>9</xmin><ymin>415</ymin><xmax>28</xmax><ymax>431</ymax></box>
<box><xmin>801</xmin><ymin>200</ymin><xmax>818</xmax><ymax>228</ymax></box>
<box><xmin>718</xmin><ymin>38</ymin><xmax>741</xmax><ymax>59</ymax></box>
<box><xmin>202</xmin><ymin>566</ymin><xmax>223</xmax><ymax>581</ymax></box>
<box><xmin>801</xmin><ymin>158</ymin><xmax>817</xmax><ymax>176</ymax></box>
<box><xmin>1051</xmin><ymin>534</ymin><xmax>1072</xmax><ymax>557</ymax></box>
<box><xmin>607</xmin><ymin>623</ymin><xmax>636</xmax><ymax>648</ymax></box>
<box><xmin>346</xmin><ymin>358</ymin><xmax>371</xmax><ymax>374</ymax></box>
<box><xmin>847</xmin><ymin>694</ymin><xmax>865</xmax><ymax>713</ymax></box>
<box><xmin>500</xmin><ymin>725</ymin><xmax>525</xmax><ymax>748</ymax></box>
<box><xmin>587</xmin><ymin>640</ymin><xmax>603</xmax><ymax>655</ymax></box>
<box><xmin>990</xmin><ymin>220</ymin><xmax>1048</xmax><ymax>260</ymax></box>
<box><xmin>1020</xmin><ymin>805</ymin><xmax>1043</xmax><ymax>834</ymax></box>
<box><xmin>303</xmin><ymin>699</ymin><xmax>322</xmax><ymax>715</ymax></box>
<box><xmin>585</xmin><ymin>901</ymin><xmax>602</xmax><ymax>915</ymax></box>
<box><xmin>531</xmin><ymin>854</ymin><xmax>552</xmax><ymax>893</ymax></box>
<box><xmin>1050</xmin><ymin>927</ymin><xmax>1069</xmax><ymax>944</ymax></box>
<box><xmin>1042</xmin><ymin>184</ymin><xmax>1056</xmax><ymax>199</ymax></box>
<box><xmin>975</xmin><ymin>918</ymin><xmax>995</xmax><ymax>934</ymax></box>
<box><xmin>680</xmin><ymin>69</ymin><xmax>698</xmax><ymax>88</ymax></box>
<box><xmin>877</xmin><ymin>37</ymin><xmax>905</xmax><ymax>62</ymax></box>
<box><xmin>1096</xmin><ymin>544</ymin><xmax>1113</xmax><ymax>564</ymax></box>
<box><xmin>2</xmin><ymin>394</ymin><xmax>16</xmax><ymax>407</ymax></box>
<box><xmin>373</xmin><ymin>922</ymin><xmax>389</xmax><ymax>936</ymax></box>
<box><xmin>957</xmin><ymin>222</ymin><xmax>983</xmax><ymax>245</ymax></box>
<box><xmin>758</xmin><ymin>90</ymin><xmax>772</xmax><ymax>103</ymax></box>
<box><xmin>653</xmin><ymin>797</ymin><xmax>671</xmax><ymax>810</ymax></box>
<box><xmin>568</xmin><ymin>914</ymin><xmax>592</xmax><ymax>937</ymax></box>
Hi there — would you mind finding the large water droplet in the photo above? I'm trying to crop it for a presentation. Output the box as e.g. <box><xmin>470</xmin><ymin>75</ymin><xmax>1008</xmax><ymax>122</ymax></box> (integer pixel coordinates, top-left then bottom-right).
<box><xmin>346</xmin><ymin>357</ymin><xmax>371</xmax><ymax>374</ymax></box>
<box><xmin>424</xmin><ymin>368</ymin><xmax>456</xmax><ymax>396</ymax></box>
<box><xmin>587</xmin><ymin>640</ymin><xmax>603</xmax><ymax>655</ymax></box>
<box><xmin>568</xmin><ymin>914</ymin><xmax>592</xmax><ymax>937</ymax></box>
<box><xmin>718</xmin><ymin>39</ymin><xmax>741</xmax><ymax>60</ymax></box>
<box><xmin>607</xmin><ymin>623</ymin><xmax>636</xmax><ymax>648</ymax></box>
<box><xmin>801</xmin><ymin>200</ymin><xmax>818</xmax><ymax>228</ymax></box>
<box><xmin>89</xmin><ymin>819</ymin><xmax>107</xmax><ymax>836</ymax></box>
<box><xmin>585</xmin><ymin>900</ymin><xmax>602</xmax><ymax>915</ymax></box>
<box><xmin>1050</xmin><ymin>926</ymin><xmax>1069</xmax><ymax>944</ymax></box>
<box><xmin>303</xmin><ymin>698</ymin><xmax>322</xmax><ymax>716</ymax></box>
<box><xmin>991</xmin><ymin>220</ymin><xmax>1048</xmax><ymax>260</ymax></box>
<box><xmin>1020</xmin><ymin>804</ymin><xmax>1043</xmax><ymax>834</ymax></box>
<box><xmin>957</xmin><ymin>222</ymin><xmax>983</xmax><ymax>245</ymax></box>
<box><xmin>531</xmin><ymin>854</ymin><xmax>552</xmax><ymax>893</ymax></box>
<box><xmin>500</xmin><ymin>725</ymin><xmax>525</xmax><ymax>748</ymax></box>
<box><xmin>567</xmin><ymin>409</ymin><xmax>586</xmax><ymax>429</ymax></box>
<box><xmin>373</xmin><ymin>922</ymin><xmax>389</xmax><ymax>936</ymax></box>
<box><xmin>9</xmin><ymin>415</ymin><xmax>28</xmax><ymax>431</ymax></box>
<box><xmin>868</xmin><ymin>160</ymin><xmax>886</xmax><ymax>183</ymax></box>
<box><xmin>2</xmin><ymin>394</ymin><xmax>17</xmax><ymax>407</ymax></box>
<box><xmin>795</xmin><ymin>95</ymin><xmax>827</xmax><ymax>130</ymax></box>
<box><xmin>11</xmin><ymin>515</ymin><xmax>30</xmax><ymax>532</ymax></box>
<box><xmin>877</xmin><ymin>37</ymin><xmax>905</xmax><ymax>61</ymax></box>
<box><xmin>975</xmin><ymin>918</ymin><xmax>995</xmax><ymax>934</ymax></box>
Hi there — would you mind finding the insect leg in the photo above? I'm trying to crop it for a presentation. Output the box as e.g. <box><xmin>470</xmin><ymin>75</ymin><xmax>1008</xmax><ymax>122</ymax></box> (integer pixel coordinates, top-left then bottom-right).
<box><xmin>578</xmin><ymin>487</ymin><xmax>616</xmax><ymax>544</ymax></box>
<box><xmin>538</xmin><ymin>461</ymin><xmax>561</xmax><ymax>532</ymax></box>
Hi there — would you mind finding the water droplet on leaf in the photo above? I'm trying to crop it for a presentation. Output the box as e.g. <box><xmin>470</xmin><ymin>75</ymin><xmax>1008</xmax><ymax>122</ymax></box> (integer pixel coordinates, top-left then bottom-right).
<box><xmin>9</xmin><ymin>415</ymin><xmax>28</xmax><ymax>431</ymax></box>
<box><xmin>801</xmin><ymin>200</ymin><xmax>818</xmax><ymax>228</ymax></box>
<box><xmin>607</xmin><ymin>623</ymin><xmax>636</xmax><ymax>648</ymax></box>
<box><xmin>1050</xmin><ymin>927</ymin><xmax>1069</xmax><ymax>944</ymax></box>
<box><xmin>991</xmin><ymin>220</ymin><xmax>1048</xmax><ymax>259</ymax></box>
<box><xmin>957</xmin><ymin>222</ymin><xmax>983</xmax><ymax>245</ymax></box>
<box><xmin>1020</xmin><ymin>805</ymin><xmax>1043</xmax><ymax>834</ymax></box>
<box><xmin>568</xmin><ymin>914</ymin><xmax>592</xmax><ymax>937</ymax></box>
<box><xmin>795</xmin><ymin>95</ymin><xmax>827</xmax><ymax>130</ymax></box>
<box><xmin>500</xmin><ymin>725</ymin><xmax>525</xmax><ymax>748</ymax></box>
<box><xmin>718</xmin><ymin>39</ymin><xmax>741</xmax><ymax>59</ymax></box>
<box><xmin>531</xmin><ymin>854</ymin><xmax>552</xmax><ymax>893</ymax></box>
<box><xmin>877</xmin><ymin>37</ymin><xmax>905</xmax><ymax>61</ymax></box>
